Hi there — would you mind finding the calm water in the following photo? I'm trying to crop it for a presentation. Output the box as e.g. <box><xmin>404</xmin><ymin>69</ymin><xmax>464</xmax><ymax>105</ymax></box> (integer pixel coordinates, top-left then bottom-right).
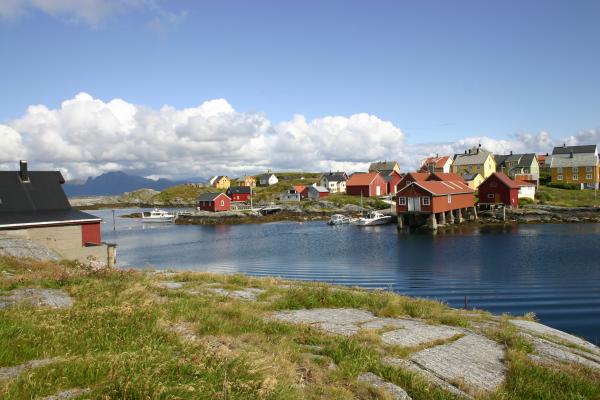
<box><xmin>94</xmin><ymin>208</ymin><xmax>600</xmax><ymax>345</ymax></box>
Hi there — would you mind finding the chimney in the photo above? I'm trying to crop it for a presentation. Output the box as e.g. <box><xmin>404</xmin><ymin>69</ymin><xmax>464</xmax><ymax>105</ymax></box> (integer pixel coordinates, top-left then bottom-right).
<box><xmin>570</xmin><ymin>151</ymin><xmax>574</xmax><ymax>158</ymax></box>
<box><xmin>468</xmin><ymin>149</ymin><xmax>472</xmax><ymax>154</ymax></box>
<box><xmin>510</xmin><ymin>150</ymin><xmax>513</xmax><ymax>155</ymax></box>
<box><xmin>464</xmin><ymin>150</ymin><xmax>467</xmax><ymax>154</ymax></box>
<box><xmin>563</xmin><ymin>143</ymin><xmax>566</xmax><ymax>148</ymax></box>
<box><xmin>19</xmin><ymin>160</ymin><xmax>29</xmax><ymax>182</ymax></box>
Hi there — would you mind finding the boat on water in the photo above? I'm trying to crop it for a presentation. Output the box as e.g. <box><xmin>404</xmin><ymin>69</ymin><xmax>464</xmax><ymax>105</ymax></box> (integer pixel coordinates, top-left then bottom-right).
<box><xmin>327</xmin><ymin>214</ymin><xmax>353</xmax><ymax>225</ymax></box>
<box><xmin>352</xmin><ymin>211</ymin><xmax>392</xmax><ymax>226</ymax></box>
<box><xmin>141</xmin><ymin>208</ymin><xmax>176</xmax><ymax>223</ymax></box>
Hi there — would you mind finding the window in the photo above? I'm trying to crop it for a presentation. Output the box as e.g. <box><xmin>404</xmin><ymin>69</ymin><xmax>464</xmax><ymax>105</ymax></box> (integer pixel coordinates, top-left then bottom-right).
<box><xmin>447</xmin><ymin>194</ymin><xmax>452</xmax><ymax>204</ymax></box>
<box><xmin>557</xmin><ymin>167</ymin><xmax>563</xmax><ymax>173</ymax></box>
<box><xmin>398</xmin><ymin>197</ymin><xmax>406</xmax><ymax>205</ymax></box>
<box><xmin>586</xmin><ymin>174</ymin><xmax>593</xmax><ymax>180</ymax></box>
<box><xmin>557</xmin><ymin>175</ymin><xmax>563</xmax><ymax>181</ymax></box>
<box><xmin>573</xmin><ymin>174</ymin><xmax>579</xmax><ymax>181</ymax></box>
<box><xmin>586</xmin><ymin>167</ymin><xmax>593</xmax><ymax>172</ymax></box>
<box><xmin>487</xmin><ymin>193</ymin><xmax>495</xmax><ymax>199</ymax></box>
<box><xmin>220</xmin><ymin>200</ymin><xmax>225</xmax><ymax>206</ymax></box>
<box><xmin>422</xmin><ymin>196</ymin><xmax>430</xmax><ymax>206</ymax></box>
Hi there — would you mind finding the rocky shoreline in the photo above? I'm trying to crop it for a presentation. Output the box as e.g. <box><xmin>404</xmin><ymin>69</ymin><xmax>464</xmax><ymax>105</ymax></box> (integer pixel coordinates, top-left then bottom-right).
<box><xmin>479</xmin><ymin>205</ymin><xmax>600</xmax><ymax>224</ymax></box>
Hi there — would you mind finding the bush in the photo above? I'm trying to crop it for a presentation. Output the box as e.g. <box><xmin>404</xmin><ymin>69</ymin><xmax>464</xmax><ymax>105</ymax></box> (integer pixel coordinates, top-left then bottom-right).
<box><xmin>546</xmin><ymin>182</ymin><xmax>580</xmax><ymax>190</ymax></box>
<box><xmin>519</xmin><ymin>197</ymin><xmax>534</xmax><ymax>205</ymax></box>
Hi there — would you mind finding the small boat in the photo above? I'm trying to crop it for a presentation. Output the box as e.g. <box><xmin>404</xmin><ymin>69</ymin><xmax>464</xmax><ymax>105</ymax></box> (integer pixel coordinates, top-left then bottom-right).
<box><xmin>141</xmin><ymin>208</ymin><xmax>176</xmax><ymax>223</ymax></box>
<box><xmin>327</xmin><ymin>214</ymin><xmax>353</xmax><ymax>225</ymax></box>
<box><xmin>352</xmin><ymin>211</ymin><xmax>392</xmax><ymax>226</ymax></box>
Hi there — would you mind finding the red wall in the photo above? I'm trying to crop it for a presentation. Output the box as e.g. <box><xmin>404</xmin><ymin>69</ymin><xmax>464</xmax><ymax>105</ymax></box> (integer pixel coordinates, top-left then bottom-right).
<box><xmin>231</xmin><ymin>193</ymin><xmax>251</xmax><ymax>202</ymax></box>
<box><xmin>198</xmin><ymin>195</ymin><xmax>231</xmax><ymax>212</ymax></box>
<box><xmin>81</xmin><ymin>222</ymin><xmax>101</xmax><ymax>245</ymax></box>
<box><xmin>346</xmin><ymin>185</ymin><xmax>370</xmax><ymax>197</ymax></box>
<box><xmin>396</xmin><ymin>185</ymin><xmax>474</xmax><ymax>214</ymax></box>
<box><xmin>478</xmin><ymin>177</ymin><xmax>519</xmax><ymax>207</ymax></box>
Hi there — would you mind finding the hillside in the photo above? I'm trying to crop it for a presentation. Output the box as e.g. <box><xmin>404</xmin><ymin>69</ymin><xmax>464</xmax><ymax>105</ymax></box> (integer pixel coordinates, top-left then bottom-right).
<box><xmin>1</xmin><ymin>256</ymin><xmax>599</xmax><ymax>399</ymax></box>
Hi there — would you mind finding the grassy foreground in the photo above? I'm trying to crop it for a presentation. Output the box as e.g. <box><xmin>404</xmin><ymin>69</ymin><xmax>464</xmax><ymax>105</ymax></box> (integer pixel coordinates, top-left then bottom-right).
<box><xmin>536</xmin><ymin>186</ymin><xmax>600</xmax><ymax>207</ymax></box>
<box><xmin>1</xmin><ymin>256</ymin><xmax>600</xmax><ymax>399</ymax></box>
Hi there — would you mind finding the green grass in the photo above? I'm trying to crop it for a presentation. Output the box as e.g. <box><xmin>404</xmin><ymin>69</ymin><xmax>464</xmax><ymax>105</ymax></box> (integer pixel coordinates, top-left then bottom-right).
<box><xmin>536</xmin><ymin>185</ymin><xmax>600</xmax><ymax>207</ymax></box>
<box><xmin>1</xmin><ymin>256</ymin><xmax>600</xmax><ymax>399</ymax></box>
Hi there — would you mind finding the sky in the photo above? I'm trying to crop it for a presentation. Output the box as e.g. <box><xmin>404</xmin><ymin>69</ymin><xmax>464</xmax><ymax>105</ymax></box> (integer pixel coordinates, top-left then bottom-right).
<box><xmin>0</xmin><ymin>0</ymin><xmax>599</xmax><ymax>180</ymax></box>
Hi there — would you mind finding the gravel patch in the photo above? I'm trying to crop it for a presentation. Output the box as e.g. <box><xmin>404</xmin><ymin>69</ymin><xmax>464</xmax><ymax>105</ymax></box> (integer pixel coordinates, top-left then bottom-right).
<box><xmin>357</xmin><ymin>372</ymin><xmax>412</xmax><ymax>400</ymax></box>
<box><xmin>410</xmin><ymin>334</ymin><xmax>506</xmax><ymax>393</ymax></box>
<box><xmin>0</xmin><ymin>288</ymin><xmax>73</xmax><ymax>310</ymax></box>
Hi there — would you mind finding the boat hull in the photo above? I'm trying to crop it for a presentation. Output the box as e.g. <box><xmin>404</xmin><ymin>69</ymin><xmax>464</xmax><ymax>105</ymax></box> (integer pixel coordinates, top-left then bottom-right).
<box><xmin>353</xmin><ymin>216</ymin><xmax>392</xmax><ymax>226</ymax></box>
<box><xmin>141</xmin><ymin>217</ymin><xmax>175</xmax><ymax>223</ymax></box>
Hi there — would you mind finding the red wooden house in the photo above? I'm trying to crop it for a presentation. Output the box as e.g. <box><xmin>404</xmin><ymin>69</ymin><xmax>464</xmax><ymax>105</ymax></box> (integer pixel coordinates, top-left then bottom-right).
<box><xmin>346</xmin><ymin>172</ymin><xmax>388</xmax><ymax>197</ymax></box>
<box><xmin>226</xmin><ymin>186</ymin><xmax>252</xmax><ymax>202</ymax></box>
<box><xmin>197</xmin><ymin>192</ymin><xmax>231</xmax><ymax>212</ymax></box>
<box><xmin>427</xmin><ymin>172</ymin><xmax>465</xmax><ymax>183</ymax></box>
<box><xmin>397</xmin><ymin>172</ymin><xmax>430</xmax><ymax>191</ymax></box>
<box><xmin>380</xmin><ymin>170</ymin><xmax>403</xmax><ymax>195</ymax></box>
<box><xmin>301</xmin><ymin>185</ymin><xmax>329</xmax><ymax>200</ymax></box>
<box><xmin>477</xmin><ymin>173</ymin><xmax>520</xmax><ymax>208</ymax></box>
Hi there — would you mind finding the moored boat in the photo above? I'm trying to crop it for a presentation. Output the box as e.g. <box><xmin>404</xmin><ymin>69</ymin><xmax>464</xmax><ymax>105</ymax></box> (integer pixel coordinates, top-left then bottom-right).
<box><xmin>141</xmin><ymin>208</ymin><xmax>176</xmax><ymax>223</ymax></box>
<box><xmin>352</xmin><ymin>211</ymin><xmax>392</xmax><ymax>226</ymax></box>
<box><xmin>327</xmin><ymin>214</ymin><xmax>353</xmax><ymax>225</ymax></box>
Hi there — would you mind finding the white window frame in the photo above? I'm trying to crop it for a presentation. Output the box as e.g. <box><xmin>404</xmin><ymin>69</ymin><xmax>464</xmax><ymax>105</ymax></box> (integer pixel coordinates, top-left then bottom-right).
<box><xmin>487</xmin><ymin>193</ymin><xmax>494</xmax><ymax>199</ymax></box>
<box><xmin>422</xmin><ymin>196</ymin><xmax>430</xmax><ymax>206</ymax></box>
<box><xmin>398</xmin><ymin>197</ymin><xmax>406</xmax><ymax>206</ymax></box>
<box><xmin>557</xmin><ymin>174</ymin><xmax>563</xmax><ymax>181</ymax></box>
<box><xmin>220</xmin><ymin>200</ymin><xmax>225</xmax><ymax>206</ymax></box>
<box><xmin>447</xmin><ymin>194</ymin><xmax>452</xmax><ymax>204</ymax></box>
<box><xmin>572</xmin><ymin>174</ymin><xmax>579</xmax><ymax>181</ymax></box>
<box><xmin>586</xmin><ymin>173</ymin><xmax>593</xmax><ymax>180</ymax></box>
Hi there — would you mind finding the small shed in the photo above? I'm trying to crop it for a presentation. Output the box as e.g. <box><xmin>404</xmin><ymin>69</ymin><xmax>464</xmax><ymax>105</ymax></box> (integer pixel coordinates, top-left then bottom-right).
<box><xmin>381</xmin><ymin>170</ymin><xmax>403</xmax><ymax>195</ymax></box>
<box><xmin>478</xmin><ymin>172</ymin><xmax>520</xmax><ymax>208</ymax></box>
<box><xmin>346</xmin><ymin>173</ymin><xmax>388</xmax><ymax>197</ymax></box>
<box><xmin>258</xmin><ymin>173</ymin><xmax>278</xmax><ymax>186</ymax></box>
<box><xmin>396</xmin><ymin>180</ymin><xmax>475</xmax><ymax>215</ymax></box>
<box><xmin>301</xmin><ymin>185</ymin><xmax>329</xmax><ymax>200</ymax></box>
<box><xmin>197</xmin><ymin>192</ymin><xmax>231</xmax><ymax>212</ymax></box>
<box><xmin>226</xmin><ymin>186</ymin><xmax>252</xmax><ymax>202</ymax></box>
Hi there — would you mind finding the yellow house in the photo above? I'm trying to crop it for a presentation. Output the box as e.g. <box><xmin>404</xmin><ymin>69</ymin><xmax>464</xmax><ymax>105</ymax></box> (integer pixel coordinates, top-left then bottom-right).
<box><xmin>237</xmin><ymin>176</ymin><xmax>256</xmax><ymax>187</ymax></box>
<box><xmin>462</xmin><ymin>172</ymin><xmax>485</xmax><ymax>190</ymax></box>
<box><xmin>209</xmin><ymin>175</ymin><xmax>230</xmax><ymax>189</ymax></box>
<box><xmin>451</xmin><ymin>146</ymin><xmax>496</xmax><ymax>179</ymax></box>
<box><xmin>548</xmin><ymin>145</ymin><xmax>599</xmax><ymax>189</ymax></box>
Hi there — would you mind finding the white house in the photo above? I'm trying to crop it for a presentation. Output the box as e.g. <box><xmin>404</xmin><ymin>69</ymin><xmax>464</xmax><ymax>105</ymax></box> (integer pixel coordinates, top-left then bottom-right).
<box><xmin>517</xmin><ymin>182</ymin><xmax>536</xmax><ymax>200</ymax></box>
<box><xmin>279</xmin><ymin>186</ymin><xmax>302</xmax><ymax>202</ymax></box>
<box><xmin>319</xmin><ymin>172</ymin><xmax>348</xmax><ymax>193</ymax></box>
<box><xmin>258</xmin><ymin>173</ymin><xmax>279</xmax><ymax>186</ymax></box>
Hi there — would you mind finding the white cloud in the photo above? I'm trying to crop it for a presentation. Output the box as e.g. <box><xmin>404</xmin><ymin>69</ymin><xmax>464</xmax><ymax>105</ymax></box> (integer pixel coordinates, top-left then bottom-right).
<box><xmin>0</xmin><ymin>0</ymin><xmax>185</xmax><ymax>28</ymax></box>
<box><xmin>1</xmin><ymin>92</ymin><xmax>597</xmax><ymax>181</ymax></box>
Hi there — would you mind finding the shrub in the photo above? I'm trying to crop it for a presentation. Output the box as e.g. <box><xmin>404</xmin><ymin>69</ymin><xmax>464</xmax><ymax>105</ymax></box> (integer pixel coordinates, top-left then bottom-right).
<box><xmin>546</xmin><ymin>182</ymin><xmax>580</xmax><ymax>190</ymax></box>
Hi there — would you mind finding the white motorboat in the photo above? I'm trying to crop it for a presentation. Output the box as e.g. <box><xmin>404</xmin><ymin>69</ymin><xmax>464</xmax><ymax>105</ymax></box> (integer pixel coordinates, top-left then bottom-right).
<box><xmin>352</xmin><ymin>211</ymin><xmax>392</xmax><ymax>226</ymax></box>
<box><xmin>141</xmin><ymin>208</ymin><xmax>176</xmax><ymax>223</ymax></box>
<box><xmin>327</xmin><ymin>214</ymin><xmax>353</xmax><ymax>225</ymax></box>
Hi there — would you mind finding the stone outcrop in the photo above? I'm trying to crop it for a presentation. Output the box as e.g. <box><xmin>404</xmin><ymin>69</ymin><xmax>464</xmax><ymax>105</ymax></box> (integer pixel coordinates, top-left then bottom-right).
<box><xmin>0</xmin><ymin>288</ymin><xmax>73</xmax><ymax>310</ymax></box>
<box><xmin>0</xmin><ymin>238</ymin><xmax>61</xmax><ymax>261</ymax></box>
<box><xmin>357</xmin><ymin>372</ymin><xmax>412</xmax><ymax>400</ymax></box>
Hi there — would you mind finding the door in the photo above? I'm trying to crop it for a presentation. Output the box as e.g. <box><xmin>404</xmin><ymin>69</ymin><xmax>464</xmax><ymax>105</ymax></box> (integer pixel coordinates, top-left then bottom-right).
<box><xmin>407</xmin><ymin>197</ymin><xmax>421</xmax><ymax>212</ymax></box>
<box><xmin>495</xmin><ymin>193</ymin><xmax>501</xmax><ymax>203</ymax></box>
<box><xmin>376</xmin><ymin>185</ymin><xmax>381</xmax><ymax>196</ymax></box>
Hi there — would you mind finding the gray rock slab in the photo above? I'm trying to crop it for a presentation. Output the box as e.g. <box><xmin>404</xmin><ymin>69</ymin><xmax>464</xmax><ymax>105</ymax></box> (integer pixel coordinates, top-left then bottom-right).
<box><xmin>0</xmin><ymin>289</ymin><xmax>73</xmax><ymax>310</ymax></box>
<box><xmin>529</xmin><ymin>336</ymin><xmax>600</xmax><ymax>370</ymax></box>
<box><xmin>509</xmin><ymin>319</ymin><xmax>600</xmax><ymax>356</ymax></box>
<box><xmin>360</xmin><ymin>317</ymin><xmax>408</xmax><ymax>330</ymax></box>
<box><xmin>0</xmin><ymin>358</ymin><xmax>58</xmax><ymax>381</ymax></box>
<box><xmin>207</xmin><ymin>287</ymin><xmax>266</xmax><ymax>300</ymax></box>
<box><xmin>0</xmin><ymin>238</ymin><xmax>61</xmax><ymax>261</ymax></box>
<box><xmin>410</xmin><ymin>334</ymin><xmax>506</xmax><ymax>393</ymax></box>
<box><xmin>382</xmin><ymin>357</ymin><xmax>472</xmax><ymax>399</ymax></box>
<box><xmin>379</xmin><ymin>321</ymin><xmax>463</xmax><ymax>347</ymax></box>
<box><xmin>38</xmin><ymin>388</ymin><xmax>91</xmax><ymax>400</ymax></box>
<box><xmin>271</xmin><ymin>308</ymin><xmax>376</xmax><ymax>326</ymax></box>
<box><xmin>357</xmin><ymin>372</ymin><xmax>412</xmax><ymax>400</ymax></box>
<box><xmin>315</xmin><ymin>322</ymin><xmax>359</xmax><ymax>336</ymax></box>
<box><xmin>155</xmin><ymin>281</ymin><xmax>184</xmax><ymax>289</ymax></box>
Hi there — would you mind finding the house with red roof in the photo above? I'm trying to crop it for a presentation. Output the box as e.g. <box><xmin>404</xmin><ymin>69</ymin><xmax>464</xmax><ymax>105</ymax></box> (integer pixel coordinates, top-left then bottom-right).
<box><xmin>419</xmin><ymin>155</ymin><xmax>453</xmax><ymax>173</ymax></box>
<box><xmin>477</xmin><ymin>172</ymin><xmax>520</xmax><ymax>208</ymax></box>
<box><xmin>396</xmin><ymin>179</ymin><xmax>475</xmax><ymax>229</ymax></box>
<box><xmin>346</xmin><ymin>173</ymin><xmax>388</xmax><ymax>197</ymax></box>
<box><xmin>397</xmin><ymin>172</ymin><xmax>429</xmax><ymax>191</ymax></box>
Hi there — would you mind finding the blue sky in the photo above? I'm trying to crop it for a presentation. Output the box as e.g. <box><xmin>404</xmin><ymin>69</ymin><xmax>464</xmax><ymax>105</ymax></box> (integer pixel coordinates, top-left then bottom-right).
<box><xmin>0</xmin><ymin>0</ymin><xmax>599</xmax><ymax>178</ymax></box>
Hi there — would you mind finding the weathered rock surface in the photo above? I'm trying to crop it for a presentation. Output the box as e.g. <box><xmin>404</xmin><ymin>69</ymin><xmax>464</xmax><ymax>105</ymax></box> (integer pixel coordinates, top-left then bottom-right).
<box><xmin>527</xmin><ymin>335</ymin><xmax>600</xmax><ymax>370</ymax></box>
<box><xmin>509</xmin><ymin>319</ymin><xmax>600</xmax><ymax>356</ymax></box>
<box><xmin>382</xmin><ymin>357</ymin><xmax>472</xmax><ymax>399</ymax></box>
<box><xmin>271</xmin><ymin>308</ymin><xmax>376</xmax><ymax>336</ymax></box>
<box><xmin>155</xmin><ymin>281</ymin><xmax>184</xmax><ymax>290</ymax></box>
<box><xmin>410</xmin><ymin>334</ymin><xmax>506</xmax><ymax>393</ymax></box>
<box><xmin>357</xmin><ymin>372</ymin><xmax>412</xmax><ymax>400</ymax></box>
<box><xmin>380</xmin><ymin>322</ymin><xmax>463</xmax><ymax>347</ymax></box>
<box><xmin>38</xmin><ymin>387</ymin><xmax>91</xmax><ymax>400</ymax></box>
<box><xmin>0</xmin><ymin>359</ymin><xmax>58</xmax><ymax>381</ymax></box>
<box><xmin>0</xmin><ymin>238</ymin><xmax>61</xmax><ymax>261</ymax></box>
<box><xmin>0</xmin><ymin>288</ymin><xmax>73</xmax><ymax>310</ymax></box>
<box><xmin>206</xmin><ymin>287</ymin><xmax>266</xmax><ymax>301</ymax></box>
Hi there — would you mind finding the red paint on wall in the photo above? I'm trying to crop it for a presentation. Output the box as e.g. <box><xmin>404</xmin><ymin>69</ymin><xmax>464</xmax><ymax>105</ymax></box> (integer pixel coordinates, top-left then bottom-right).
<box><xmin>81</xmin><ymin>222</ymin><xmax>101</xmax><ymax>245</ymax></box>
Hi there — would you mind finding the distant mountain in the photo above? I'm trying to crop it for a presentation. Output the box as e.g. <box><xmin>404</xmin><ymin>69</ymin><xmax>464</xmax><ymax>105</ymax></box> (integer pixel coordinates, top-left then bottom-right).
<box><xmin>63</xmin><ymin>171</ymin><xmax>206</xmax><ymax>197</ymax></box>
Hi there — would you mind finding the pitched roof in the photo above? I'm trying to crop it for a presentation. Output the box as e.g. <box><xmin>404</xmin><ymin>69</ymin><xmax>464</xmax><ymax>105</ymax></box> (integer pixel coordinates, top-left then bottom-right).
<box><xmin>427</xmin><ymin>172</ymin><xmax>465</xmax><ymax>182</ymax></box>
<box><xmin>227</xmin><ymin>186</ymin><xmax>251</xmax><ymax>195</ymax></box>
<box><xmin>403</xmin><ymin>172</ymin><xmax>430</xmax><ymax>182</ymax></box>
<box><xmin>258</xmin><ymin>173</ymin><xmax>276</xmax><ymax>180</ymax></box>
<box><xmin>462</xmin><ymin>173</ymin><xmax>481</xmax><ymax>181</ymax></box>
<box><xmin>293</xmin><ymin>185</ymin><xmax>306</xmax><ymax>193</ymax></box>
<box><xmin>308</xmin><ymin>185</ymin><xmax>328</xmax><ymax>193</ymax></box>
<box><xmin>369</xmin><ymin>161</ymin><xmax>399</xmax><ymax>172</ymax></box>
<box><xmin>552</xmin><ymin>144</ymin><xmax>597</xmax><ymax>155</ymax></box>
<box><xmin>452</xmin><ymin>147</ymin><xmax>493</xmax><ymax>166</ymax></box>
<box><xmin>486</xmin><ymin>172</ymin><xmax>520</xmax><ymax>189</ymax></box>
<box><xmin>495</xmin><ymin>153</ymin><xmax>537</xmax><ymax>169</ymax></box>
<box><xmin>549</xmin><ymin>154</ymin><xmax>599</xmax><ymax>168</ymax></box>
<box><xmin>401</xmin><ymin>180</ymin><xmax>474</xmax><ymax>196</ymax></box>
<box><xmin>0</xmin><ymin>170</ymin><xmax>101</xmax><ymax>228</ymax></box>
<box><xmin>320</xmin><ymin>172</ymin><xmax>347</xmax><ymax>182</ymax></box>
<box><xmin>422</xmin><ymin>156</ymin><xmax>451</xmax><ymax>169</ymax></box>
<box><xmin>347</xmin><ymin>172</ymin><xmax>381</xmax><ymax>186</ymax></box>
<box><xmin>198</xmin><ymin>192</ymin><xmax>229</xmax><ymax>202</ymax></box>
